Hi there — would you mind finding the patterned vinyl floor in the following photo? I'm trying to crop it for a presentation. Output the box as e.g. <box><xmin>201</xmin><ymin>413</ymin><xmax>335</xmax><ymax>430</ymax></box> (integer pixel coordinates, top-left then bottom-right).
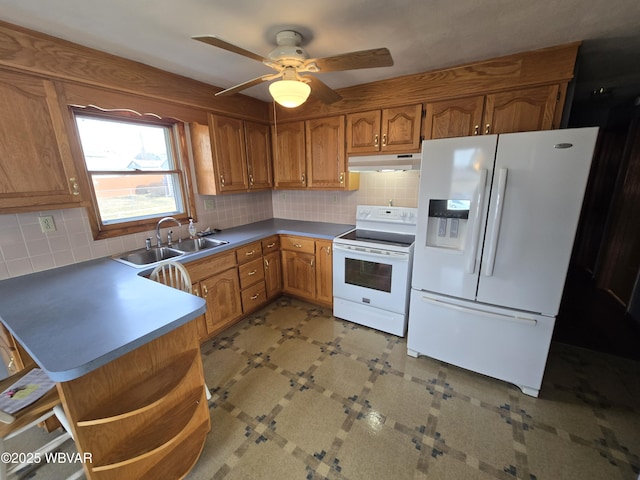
<box><xmin>187</xmin><ymin>297</ymin><xmax>640</xmax><ymax>480</ymax></box>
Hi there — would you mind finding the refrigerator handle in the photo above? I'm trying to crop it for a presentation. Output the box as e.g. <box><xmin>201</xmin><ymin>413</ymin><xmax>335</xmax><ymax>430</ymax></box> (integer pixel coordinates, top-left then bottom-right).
<box><xmin>466</xmin><ymin>168</ymin><xmax>488</xmax><ymax>274</ymax></box>
<box><xmin>420</xmin><ymin>295</ymin><xmax>537</xmax><ymax>326</ymax></box>
<box><xmin>484</xmin><ymin>167</ymin><xmax>508</xmax><ymax>277</ymax></box>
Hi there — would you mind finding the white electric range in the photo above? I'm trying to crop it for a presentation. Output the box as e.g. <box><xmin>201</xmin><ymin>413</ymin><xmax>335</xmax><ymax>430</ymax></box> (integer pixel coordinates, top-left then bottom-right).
<box><xmin>333</xmin><ymin>205</ymin><xmax>417</xmax><ymax>336</ymax></box>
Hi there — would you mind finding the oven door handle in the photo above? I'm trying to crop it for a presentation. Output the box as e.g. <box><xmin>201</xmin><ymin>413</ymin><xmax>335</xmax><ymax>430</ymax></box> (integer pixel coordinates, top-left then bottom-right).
<box><xmin>333</xmin><ymin>244</ymin><xmax>410</xmax><ymax>261</ymax></box>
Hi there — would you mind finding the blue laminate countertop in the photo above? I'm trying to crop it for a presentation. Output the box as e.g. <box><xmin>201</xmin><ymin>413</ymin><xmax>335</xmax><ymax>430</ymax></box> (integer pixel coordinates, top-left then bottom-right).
<box><xmin>0</xmin><ymin>219</ymin><xmax>353</xmax><ymax>382</ymax></box>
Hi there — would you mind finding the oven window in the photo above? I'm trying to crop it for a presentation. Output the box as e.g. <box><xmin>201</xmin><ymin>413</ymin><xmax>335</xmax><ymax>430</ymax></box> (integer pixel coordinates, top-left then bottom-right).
<box><xmin>345</xmin><ymin>259</ymin><xmax>392</xmax><ymax>292</ymax></box>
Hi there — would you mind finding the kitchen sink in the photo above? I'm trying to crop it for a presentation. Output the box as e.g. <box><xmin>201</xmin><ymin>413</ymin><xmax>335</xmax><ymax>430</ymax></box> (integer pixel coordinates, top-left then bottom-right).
<box><xmin>171</xmin><ymin>237</ymin><xmax>229</xmax><ymax>253</ymax></box>
<box><xmin>115</xmin><ymin>246</ymin><xmax>184</xmax><ymax>267</ymax></box>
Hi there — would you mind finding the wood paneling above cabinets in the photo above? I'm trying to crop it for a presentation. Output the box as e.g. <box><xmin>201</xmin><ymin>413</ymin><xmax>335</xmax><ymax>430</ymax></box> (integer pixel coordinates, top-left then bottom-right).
<box><xmin>190</xmin><ymin>114</ymin><xmax>272</xmax><ymax>195</ymax></box>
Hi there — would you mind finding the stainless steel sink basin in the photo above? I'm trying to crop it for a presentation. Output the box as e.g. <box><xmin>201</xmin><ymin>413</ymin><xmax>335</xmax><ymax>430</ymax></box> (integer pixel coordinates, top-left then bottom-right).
<box><xmin>172</xmin><ymin>237</ymin><xmax>229</xmax><ymax>253</ymax></box>
<box><xmin>115</xmin><ymin>246</ymin><xmax>184</xmax><ymax>267</ymax></box>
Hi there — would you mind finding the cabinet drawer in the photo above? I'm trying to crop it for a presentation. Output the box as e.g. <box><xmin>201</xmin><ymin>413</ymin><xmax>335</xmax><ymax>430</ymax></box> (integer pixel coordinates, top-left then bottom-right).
<box><xmin>241</xmin><ymin>282</ymin><xmax>267</xmax><ymax>312</ymax></box>
<box><xmin>261</xmin><ymin>235</ymin><xmax>280</xmax><ymax>253</ymax></box>
<box><xmin>280</xmin><ymin>235</ymin><xmax>315</xmax><ymax>254</ymax></box>
<box><xmin>236</xmin><ymin>242</ymin><xmax>263</xmax><ymax>264</ymax></box>
<box><xmin>185</xmin><ymin>250</ymin><xmax>236</xmax><ymax>283</ymax></box>
<box><xmin>238</xmin><ymin>257</ymin><xmax>265</xmax><ymax>289</ymax></box>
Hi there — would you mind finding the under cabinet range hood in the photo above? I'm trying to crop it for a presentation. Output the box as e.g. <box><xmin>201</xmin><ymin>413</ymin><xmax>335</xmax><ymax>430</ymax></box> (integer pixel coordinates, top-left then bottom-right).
<box><xmin>348</xmin><ymin>153</ymin><xmax>421</xmax><ymax>172</ymax></box>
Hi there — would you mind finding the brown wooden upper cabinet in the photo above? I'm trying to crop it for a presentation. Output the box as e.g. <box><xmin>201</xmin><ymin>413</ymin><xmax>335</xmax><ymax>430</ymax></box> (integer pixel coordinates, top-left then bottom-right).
<box><xmin>190</xmin><ymin>114</ymin><xmax>272</xmax><ymax>194</ymax></box>
<box><xmin>0</xmin><ymin>69</ymin><xmax>82</xmax><ymax>213</ymax></box>
<box><xmin>306</xmin><ymin>115</ymin><xmax>355</xmax><ymax>190</ymax></box>
<box><xmin>272</xmin><ymin>121</ymin><xmax>307</xmax><ymax>189</ymax></box>
<box><xmin>346</xmin><ymin>105</ymin><xmax>423</xmax><ymax>154</ymax></box>
<box><xmin>273</xmin><ymin>117</ymin><xmax>358</xmax><ymax>191</ymax></box>
<box><xmin>423</xmin><ymin>84</ymin><xmax>562</xmax><ymax>140</ymax></box>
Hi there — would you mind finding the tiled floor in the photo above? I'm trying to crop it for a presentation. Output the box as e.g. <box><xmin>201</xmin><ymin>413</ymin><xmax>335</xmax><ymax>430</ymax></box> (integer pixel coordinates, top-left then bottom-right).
<box><xmin>189</xmin><ymin>297</ymin><xmax>640</xmax><ymax>480</ymax></box>
<box><xmin>7</xmin><ymin>297</ymin><xmax>640</xmax><ymax>479</ymax></box>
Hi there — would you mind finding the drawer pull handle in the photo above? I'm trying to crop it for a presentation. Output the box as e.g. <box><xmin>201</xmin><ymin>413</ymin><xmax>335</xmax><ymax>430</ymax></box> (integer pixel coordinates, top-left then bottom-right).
<box><xmin>245</xmin><ymin>250</ymin><xmax>255</xmax><ymax>256</ymax></box>
<box><xmin>220</xmin><ymin>175</ymin><xmax>225</xmax><ymax>186</ymax></box>
<box><xmin>266</xmin><ymin>242</ymin><xmax>276</xmax><ymax>248</ymax></box>
<box><xmin>374</xmin><ymin>134</ymin><xmax>379</xmax><ymax>147</ymax></box>
<box><xmin>294</xmin><ymin>243</ymin><xmax>302</xmax><ymax>248</ymax></box>
<box><xmin>250</xmin><ymin>293</ymin><xmax>260</xmax><ymax>300</ymax></box>
<box><xmin>202</xmin><ymin>285</ymin><xmax>208</xmax><ymax>297</ymax></box>
<box><xmin>248</xmin><ymin>270</ymin><xmax>257</xmax><ymax>276</ymax></box>
<box><xmin>264</xmin><ymin>259</ymin><xmax>269</xmax><ymax>269</ymax></box>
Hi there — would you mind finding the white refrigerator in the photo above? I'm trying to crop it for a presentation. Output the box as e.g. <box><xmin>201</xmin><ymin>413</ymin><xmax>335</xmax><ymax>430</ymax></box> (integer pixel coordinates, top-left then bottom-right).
<box><xmin>407</xmin><ymin>127</ymin><xmax>599</xmax><ymax>397</ymax></box>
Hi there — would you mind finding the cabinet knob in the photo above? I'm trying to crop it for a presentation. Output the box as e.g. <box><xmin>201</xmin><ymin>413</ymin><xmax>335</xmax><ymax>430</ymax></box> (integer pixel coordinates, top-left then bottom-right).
<box><xmin>248</xmin><ymin>174</ymin><xmax>254</xmax><ymax>186</ymax></box>
<box><xmin>202</xmin><ymin>285</ymin><xmax>208</xmax><ymax>297</ymax></box>
<box><xmin>473</xmin><ymin>125</ymin><xmax>479</xmax><ymax>135</ymax></box>
<box><xmin>339</xmin><ymin>172</ymin><xmax>344</xmax><ymax>184</ymax></box>
<box><xmin>485</xmin><ymin>124</ymin><xmax>491</xmax><ymax>135</ymax></box>
<box><xmin>220</xmin><ymin>175</ymin><xmax>225</xmax><ymax>186</ymax></box>
<box><xmin>301</xmin><ymin>174</ymin><xmax>305</xmax><ymax>184</ymax></box>
<box><xmin>374</xmin><ymin>134</ymin><xmax>379</xmax><ymax>147</ymax></box>
<box><xmin>382</xmin><ymin>134</ymin><xmax>387</xmax><ymax>147</ymax></box>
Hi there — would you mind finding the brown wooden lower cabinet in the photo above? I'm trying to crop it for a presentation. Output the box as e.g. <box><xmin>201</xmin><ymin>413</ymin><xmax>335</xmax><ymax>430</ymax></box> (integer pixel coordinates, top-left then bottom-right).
<box><xmin>281</xmin><ymin>235</ymin><xmax>333</xmax><ymax>307</ymax></box>
<box><xmin>57</xmin><ymin>320</ymin><xmax>209</xmax><ymax>480</ymax></box>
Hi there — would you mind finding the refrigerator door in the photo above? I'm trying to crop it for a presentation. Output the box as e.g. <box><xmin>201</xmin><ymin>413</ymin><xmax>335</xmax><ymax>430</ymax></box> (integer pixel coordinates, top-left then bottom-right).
<box><xmin>407</xmin><ymin>289</ymin><xmax>555</xmax><ymax>397</ymax></box>
<box><xmin>412</xmin><ymin>135</ymin><xmax>497</xmax><ymax>300</ymax></box>
<box><xmin>477</xmin><ymin>127</ymin><xmax>599</xmax><ymax>315</ymax></box>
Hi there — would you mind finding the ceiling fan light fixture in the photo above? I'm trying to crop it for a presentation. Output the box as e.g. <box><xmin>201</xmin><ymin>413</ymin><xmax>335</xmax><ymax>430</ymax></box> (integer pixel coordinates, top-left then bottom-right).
<box><xmin>269</xmin><ymin>80</ymin><xmax>311</xmax><ymax>108</ymax></box>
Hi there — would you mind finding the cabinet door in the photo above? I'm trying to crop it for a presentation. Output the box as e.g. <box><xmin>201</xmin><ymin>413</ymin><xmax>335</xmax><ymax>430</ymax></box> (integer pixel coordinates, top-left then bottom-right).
<box><xmin>346</xmin><ymin>110</ymin><xmax>381</xmax><ymax>154</ymax></box>
<box><xmin>244</xmin><ymin>121</ymin><xmax>273</xmax><ymax>190</ymax></box>
<box><xmin>200</xmin><ymin>268</ymin><xmax>242</xmax><ymax>334</ymax></box>
<box><xmin>0</xmin><ymin>70</ymin><xmax>81</xmax><ymax>212</ymax></box>
<box><xmin>381</xmin><ymin>105</ymin><xmax>423</xmax><ymax>152</ymax></box>
<box><xmin>315</xmin><ymin>240</ymin><xmax>333</xmax><ymax>306</ymax></box>
<box><xmin>190</xmin><ymin>121</ymin><xmax>219</xmax><ymax>195</ymax></box>
<box><xmin>210</xmin><ymin>114</ymin><xmax>249</xmax><ymax>193</ymax></box>
<box><xmin>305</xmin><ymin>116</ymin><xmax>346</xmax><ymax>189</ymax></box>
<box><xmin>264</xmin><ymin>250</ymin><xmax>282</xmax><ymax>299</ymax></box>
<box><xmin>483</xmin><ymin>85</ymin><xmax>559</xmax><ymax>135</ymax></box>
<box><xmin>423</xmin><ymin>96</ymin><xmax>485</xmax><ymax>139</ymax></box>
<box><xmin>281</xmin><ymin>250</ymin><xmax>316</xmax><ymax>300</ymax></box>
<box><xmin>272</xmin><ymin>121</ymin><xmax>306</xmax><ymax>189</ymax></box>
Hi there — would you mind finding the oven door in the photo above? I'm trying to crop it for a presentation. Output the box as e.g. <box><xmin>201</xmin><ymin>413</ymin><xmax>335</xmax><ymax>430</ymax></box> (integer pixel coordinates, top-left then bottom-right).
<box><xmin>332</xmin><ymin>243</ymin><xmax>411</xmax><ymax>314</ymax></box>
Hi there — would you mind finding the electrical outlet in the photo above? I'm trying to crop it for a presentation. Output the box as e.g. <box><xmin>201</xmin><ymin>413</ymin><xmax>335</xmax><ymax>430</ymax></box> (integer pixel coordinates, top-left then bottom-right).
<box><xmin>203</xmin><ymin>198</ymin><xmax>215</xmax><ymax>210</ymax></box>
<box><xmin>38</xmin><ymin>215</ymin><xmax>56</xmax><ymax>233</ymax></box>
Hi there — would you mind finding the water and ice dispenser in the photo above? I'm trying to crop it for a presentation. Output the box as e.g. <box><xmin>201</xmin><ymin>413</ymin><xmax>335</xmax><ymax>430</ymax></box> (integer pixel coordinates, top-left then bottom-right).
<box><xmin>425</xmin><ymin>199</ymin><xmax>470</xmax><ymax>251</ymax></box>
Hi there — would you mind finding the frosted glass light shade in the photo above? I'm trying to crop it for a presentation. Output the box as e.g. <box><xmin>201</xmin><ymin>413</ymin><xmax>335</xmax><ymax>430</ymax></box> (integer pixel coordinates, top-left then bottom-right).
<box><xmin>269</xmin><ymin>80</ymin><xmax>311</xmax><ymax>108</ymax></box>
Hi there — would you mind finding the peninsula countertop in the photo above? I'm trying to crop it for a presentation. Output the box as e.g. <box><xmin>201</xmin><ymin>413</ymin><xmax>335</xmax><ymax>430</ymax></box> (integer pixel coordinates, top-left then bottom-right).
<box><xmin>0</xmin><ymin>218</ymin><xmax>354</xmax><ymax>383</ymax></box>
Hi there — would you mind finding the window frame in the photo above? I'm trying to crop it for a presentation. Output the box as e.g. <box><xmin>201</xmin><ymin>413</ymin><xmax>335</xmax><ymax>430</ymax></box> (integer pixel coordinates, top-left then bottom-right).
<box><xmin>71</xmin><ymin>107</ymin><xmax>197</xmax><ymax>240</ymax></box>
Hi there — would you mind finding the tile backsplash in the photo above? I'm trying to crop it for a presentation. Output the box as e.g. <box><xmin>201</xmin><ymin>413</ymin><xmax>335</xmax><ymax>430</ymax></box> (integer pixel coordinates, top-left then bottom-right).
<box><xmin>0</xmin><ymin>171</ymin><xmax>419</xmax><ymax>279</ymax></box>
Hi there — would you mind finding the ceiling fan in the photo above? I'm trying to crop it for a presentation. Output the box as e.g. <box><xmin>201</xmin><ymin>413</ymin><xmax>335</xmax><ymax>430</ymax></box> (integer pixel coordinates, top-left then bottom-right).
<box><xmin>193</xmin><ymin>30</ymin><xmax>394</xmax><ymax>108</ymax></box>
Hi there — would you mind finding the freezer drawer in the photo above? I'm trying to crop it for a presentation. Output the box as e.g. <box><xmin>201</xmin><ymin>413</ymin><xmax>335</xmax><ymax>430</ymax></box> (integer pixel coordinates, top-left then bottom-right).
<box><xmin>406</xmin><ymin>290</ymin><xmax>555</xmax><ymax>397</ymax></box>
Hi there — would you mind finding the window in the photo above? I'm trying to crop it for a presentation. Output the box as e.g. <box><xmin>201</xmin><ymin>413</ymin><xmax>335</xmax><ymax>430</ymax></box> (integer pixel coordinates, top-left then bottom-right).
<box><xmin>73</xmin><ymin>110</ymin><xmax>195</xmax><ymax>238</ymax></box>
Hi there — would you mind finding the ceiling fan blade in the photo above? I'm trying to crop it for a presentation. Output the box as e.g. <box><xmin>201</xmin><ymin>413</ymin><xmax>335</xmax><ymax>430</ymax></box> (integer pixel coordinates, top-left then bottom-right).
<box><xmin>309</xmin><ymin>47</ymin><xmax>394</xmax><ymax>72</ymax></box>
<box><xmin>306</xmin><ymin>76</ymin><xmax>342</xmax><ymax>104</ymax></box>
<box><xmin>215</xmin><ymin>75</ymin><xmax>273</xmax><ymax>96</ymax></box>
<box><xmin>193</xmin><ymin>35</ymin><xmax>269</xmax><ymax>63</ymax></box>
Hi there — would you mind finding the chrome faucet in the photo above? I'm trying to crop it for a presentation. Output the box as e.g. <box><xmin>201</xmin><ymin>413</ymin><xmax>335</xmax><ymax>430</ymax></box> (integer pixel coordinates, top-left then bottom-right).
<box><xmin>155</xmin><ymin>217</ymin><xmax>181</xmax><ymax>247</ymax></box>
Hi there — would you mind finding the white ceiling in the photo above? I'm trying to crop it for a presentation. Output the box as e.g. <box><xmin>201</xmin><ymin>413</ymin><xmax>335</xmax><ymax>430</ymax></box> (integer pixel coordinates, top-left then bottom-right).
<box><xmin>1</xmin><ymin>0</ymin><xmax>639</xmax><ymax>105</ymax></box>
